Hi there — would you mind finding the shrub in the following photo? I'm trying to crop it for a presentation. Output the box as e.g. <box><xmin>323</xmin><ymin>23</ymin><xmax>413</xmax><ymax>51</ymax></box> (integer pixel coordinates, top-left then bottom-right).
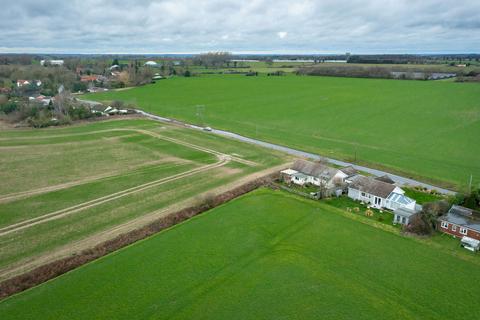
<box><xmin>404</xmin><ymin>214</ymin><xmax>433</xmax><ymax>235</ymax></box>
<box><xmin>0</xmin><ymin>101</ymin><xmax>17</xmax><ymax>114</ymax></box>
<box><xmin>365</xmin><ymin>209</ymin><xmax>374</xmax><ymax>217</ymax></box>
<box><xmin>111</xmin><ymin>100</ymin><xmax>124</xmax><ymax>109</ymax></box>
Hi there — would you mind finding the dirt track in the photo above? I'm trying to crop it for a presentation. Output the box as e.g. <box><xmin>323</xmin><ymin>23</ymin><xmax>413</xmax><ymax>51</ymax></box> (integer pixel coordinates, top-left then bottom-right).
<box><xmin>0</xmin><ymin>156</ymin><xmax>229</xmax><ymax>237</ymax></box>
<box><xmin>0</xmin><ymin>126</ymin><xmax>260</xmax><ymax>236</ymax></box>
<box><xmin>0</xmin><ymin>163</ymin><xmax>289</xmax><ymax>281</ymax></box>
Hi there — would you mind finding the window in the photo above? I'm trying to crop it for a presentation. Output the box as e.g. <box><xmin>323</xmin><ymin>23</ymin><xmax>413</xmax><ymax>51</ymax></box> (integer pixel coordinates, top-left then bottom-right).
<box><xmin>396</xmin><ymin>215</ymin><xmax>400</xmax><ymax>222</ymax></box>
<box><xmin>361</xmin><ymin>192</ymin><xmax>366</xmax><ymax>197</ymax></box>
<box><xmin>460</xmin><ymin>228</ymin><xmax>468</xmax><ymax>235</ymax></box>
<box><xmin>402</xmin><ymin>217</ymin><xmax>406</xmax><ymax>224</ymax></box>
<box><xmin>452</xmin><ymin>225</ymin><xmax>457</xmax><ymax>232</ymax></box>
<box><xmin>441</xmin><ymin>221</ymin><xmax>449</xmax><ymax>229</ymax></box>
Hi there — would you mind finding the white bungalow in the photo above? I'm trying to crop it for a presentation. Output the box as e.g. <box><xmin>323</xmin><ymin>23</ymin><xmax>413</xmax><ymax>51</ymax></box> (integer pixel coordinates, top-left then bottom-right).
<box><xmin>347</xmin><ymin>175</ymin><xmax>417</xmax><ymax>211</ymax></box>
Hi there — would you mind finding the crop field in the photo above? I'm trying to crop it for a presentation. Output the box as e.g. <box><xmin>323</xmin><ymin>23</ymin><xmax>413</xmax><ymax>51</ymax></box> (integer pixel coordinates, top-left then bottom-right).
<box><xmin>0</xmin><ymin>118</ymin><xmax>288</xmax><ymax>279</ymax></box>
<box><xmin>1</xmin><ymin>188</ymin><xmax>479</xmax><ymax>319</ymax></box>
<box><xmin>85</xmin><ymin>75</ymin><xmax>480</xmax><ymax>189</ymax></box>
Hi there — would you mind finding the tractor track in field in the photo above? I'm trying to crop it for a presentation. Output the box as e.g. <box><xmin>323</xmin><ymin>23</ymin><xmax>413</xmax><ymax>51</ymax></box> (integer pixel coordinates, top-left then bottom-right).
<box><xmin>0</xmin><ymin>156</ymin><xmax>230</xmax><ymax>237</ymax></box>
<box><xmin>0</xmin><ymin>128</ymin><xmax>257</xmax><ymax>204</ymax></box>
<box><xmin>0</xmin><ymin>127</ymin><xmax>259</xmax><ymax>237</ymax></box>
<box><xmin>0</xmin><ymin>163</ymin><xmax>289</xmax><ymax>282</ymax></box>
<box><xmin>0</xmin><ymin>159</ymin><xmax>186</xmax><ymax>204</ymax></box>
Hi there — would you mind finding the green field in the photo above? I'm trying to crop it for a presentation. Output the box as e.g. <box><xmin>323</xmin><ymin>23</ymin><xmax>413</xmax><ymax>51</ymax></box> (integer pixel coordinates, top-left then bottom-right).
<box><xmin>0</xmin><ymin>119</ymin><xmax>287</xmax><ymax>278</ymax></box>
<box><xmin>85</xmin><ymin>75</ymin><xmax>480</xmax><ymax>189</ymax></box>
<box><xmin>1</xmin><ymin>188</ymin><xmax>479</xmax><ymax>319</ymax></box>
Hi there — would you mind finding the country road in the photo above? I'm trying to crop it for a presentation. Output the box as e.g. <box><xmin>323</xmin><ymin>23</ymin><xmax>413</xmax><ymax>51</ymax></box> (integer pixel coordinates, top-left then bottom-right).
<box><xmin>134</xmin><ymin>109</ymin><xmax>456</xmax><ymax>195</ymax></box>
<box><xmin>79</xmin><ymin>99</ymin><xmax>456</xmax><ymax>195</ymax></box>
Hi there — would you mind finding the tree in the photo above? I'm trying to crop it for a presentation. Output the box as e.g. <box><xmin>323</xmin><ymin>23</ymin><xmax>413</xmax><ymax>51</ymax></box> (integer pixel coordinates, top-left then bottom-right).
<box><xmin>112</xmin><ymin>58</ymin><xmax>119</xmax><ymax>66</ymax></box>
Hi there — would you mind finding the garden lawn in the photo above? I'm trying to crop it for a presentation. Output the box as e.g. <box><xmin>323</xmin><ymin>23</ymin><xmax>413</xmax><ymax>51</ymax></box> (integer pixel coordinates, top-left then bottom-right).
<box><xmin>1</xmin><ymin>189</ymin><xmax>479</xmax><ymax>320</ymax></box>
<box><xmin>85</xmin><ymin>75</ymin><xmax>480</xmax><ymax>189</ymax></box>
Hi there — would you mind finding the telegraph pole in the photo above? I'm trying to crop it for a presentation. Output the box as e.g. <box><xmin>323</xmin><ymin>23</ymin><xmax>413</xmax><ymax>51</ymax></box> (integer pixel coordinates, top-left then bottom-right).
<box><xmin>195</xmin><ymin>105</ymin><xmax>205</xmax><ymax>127</ymax></box>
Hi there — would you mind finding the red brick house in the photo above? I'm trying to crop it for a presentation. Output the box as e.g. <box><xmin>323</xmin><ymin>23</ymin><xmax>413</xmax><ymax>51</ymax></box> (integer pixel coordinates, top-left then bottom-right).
<box><xmin>437</xmin><ymin>205</ymin><xmax>480</xmax><ymax>241</ymax></box>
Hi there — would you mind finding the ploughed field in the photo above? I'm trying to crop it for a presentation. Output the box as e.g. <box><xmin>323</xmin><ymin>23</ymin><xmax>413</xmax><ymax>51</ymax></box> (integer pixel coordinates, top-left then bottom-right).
<box><xmin>0</xmin><ymin>119</ymin><xmax>287</xmax><ymax>279</ymax></box>
<box><xmin>86</xmin><ymin>75</ymin><xmax>480</xmax><ymax>188</ymax></box>
<box><xmin>1</xmin><ymin>189</ymin><xmax>479</xmax><ymax>319</ymax></box>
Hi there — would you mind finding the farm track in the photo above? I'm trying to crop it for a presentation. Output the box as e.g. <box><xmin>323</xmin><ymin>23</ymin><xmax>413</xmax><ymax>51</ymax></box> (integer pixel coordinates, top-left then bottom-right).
<box><xmin>0</xmin><ymin>163</ymin><xmax>289</xmax><ymax>281</ymax></box>
<box><xmin>0</xmin><ymin>128</ymin><xmax>257</xmax><ymax>203</ymax></box>
<box><xmin>0</xmin><ymin>159</ymin><xmax>185</xmax><ymax>204</ymax></box>
<box><xmin>1</xmin><ymin>127</ymin><xmax>258</xmax><ymax>236</ymax></box>
<box><xmin>0</xmin><ymin>157</ymin><xmax>230</xmax><ymax>237</ymax></box>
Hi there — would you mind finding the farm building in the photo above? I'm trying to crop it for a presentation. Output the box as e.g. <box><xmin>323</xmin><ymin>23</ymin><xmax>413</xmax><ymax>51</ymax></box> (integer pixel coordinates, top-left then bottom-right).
<box><xmin>437</xmin><ymin>205</ymin><xmax>480</xmax><ymax>242</ymax></box>
<box><xmin>347</xmin><ymin>175</ymin><xmax>417</xmax><ymax>211</ymax></box>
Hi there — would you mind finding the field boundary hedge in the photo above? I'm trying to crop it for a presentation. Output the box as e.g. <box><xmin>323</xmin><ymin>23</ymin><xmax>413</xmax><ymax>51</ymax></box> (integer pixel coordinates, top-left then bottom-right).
<box><xmin>0</xmin><ymin>172</ymin><xmax>278</xmax><ymax>300</ymax></box>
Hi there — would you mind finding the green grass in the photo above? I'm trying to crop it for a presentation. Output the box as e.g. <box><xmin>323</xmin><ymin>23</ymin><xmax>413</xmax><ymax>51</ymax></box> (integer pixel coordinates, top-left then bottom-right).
<box><xmin>0</xmin><ymin>119</ymin><xmax>288</xmax><ymax>274</ymax></box>
<box><xmin>403</xmin><ymin>187</ymin><xmax>445</xmax><ymax>204</ymax></box>
<box><xmin>84</xmin><ymin>75</ymin><xmax>480</xmax><ymax>189</ymax></box>
<box><xmin>2</xmin><ymin>188</ymin><xmax>479</xmax><ymax>319</ymax></box>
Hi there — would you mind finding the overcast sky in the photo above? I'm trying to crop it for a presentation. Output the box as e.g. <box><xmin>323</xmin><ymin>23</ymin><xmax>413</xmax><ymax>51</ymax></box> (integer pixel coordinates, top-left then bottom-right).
<box><xmin>1</xmin><ymin>0</ymin><xmax>479</xmax><ymax>54</ymax></box>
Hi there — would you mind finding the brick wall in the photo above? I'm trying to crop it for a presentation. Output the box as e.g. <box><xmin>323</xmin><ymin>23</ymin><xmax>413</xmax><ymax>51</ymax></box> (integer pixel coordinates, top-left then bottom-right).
<box><xmin>437</xmin><ymin>220</ymin><xmax>480</xmax><ymax>240</ymax></box>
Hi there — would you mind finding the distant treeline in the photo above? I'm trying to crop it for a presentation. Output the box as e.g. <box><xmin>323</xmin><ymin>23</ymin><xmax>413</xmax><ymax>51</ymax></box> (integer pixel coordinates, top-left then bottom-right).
<box><xmin>297</xmin><ymin>64</ymin><xmax>480</xmax><ymax>81</ymax></box>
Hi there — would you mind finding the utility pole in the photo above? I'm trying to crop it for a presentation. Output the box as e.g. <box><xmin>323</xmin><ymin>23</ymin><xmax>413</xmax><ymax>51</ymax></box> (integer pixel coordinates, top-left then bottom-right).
<box><xmin>195</xmin><ymin>105</ymin><xmax>205</xmax><ymax>127</ymax></box>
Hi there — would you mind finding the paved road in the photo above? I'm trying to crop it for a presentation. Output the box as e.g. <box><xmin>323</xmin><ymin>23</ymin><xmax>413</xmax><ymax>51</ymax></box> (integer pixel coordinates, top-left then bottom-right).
<box><xmin>134</xmin><ymin>109</ymin><xmax>455</xmax><ymax>195</ymax></box>
<box><xmin>79</xmin><ymin>100</ymin><xmax>455</xmax><ymax>196</ymax></box>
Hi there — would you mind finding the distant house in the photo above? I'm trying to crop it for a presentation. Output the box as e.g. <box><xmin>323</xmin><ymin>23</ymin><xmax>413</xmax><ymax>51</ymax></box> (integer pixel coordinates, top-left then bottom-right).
<box><xmin>80</xmin><ymin>75</ymin><xmax>100</xmax><ymax>83</ymax></box>
<box><xmin>144</xmin><ymin>61</ymin><xmax>158</xmax><ymax>67</ymax></box>
<box><xmin>87</xmin><ymin>87</ymin><xmax>108</xmax><ymax>93</ymax></box>
<box><xmin>438</xmin><ymin>205</ymin><xmax>480</xmax><ymax>244</ymax></box>
<box><xmin>0</xmin><ymin>87</ymin><xmax>11</xmax><ymax>94</ymax></box>
<box><xmin>29</xmin><ymin>95</ymin><xmax>54</xmax><ymax>106</ymax></box>
<box><xmin>40</xmin><ymin>59</ymin><xmax>64</xmax><ymax>66</ymax></box>
<box><xmin>17</xmin><ymin>80</ymin><xmax>42</xmax><ymax>88</ymax></box>
<box><xmin>347</xmin><ymin>175</ymin><xmax>417</xmax><ymax>211</ymax></box>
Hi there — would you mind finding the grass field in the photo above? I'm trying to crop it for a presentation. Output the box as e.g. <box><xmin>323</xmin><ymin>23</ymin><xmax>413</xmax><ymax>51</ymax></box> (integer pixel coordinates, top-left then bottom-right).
<box><xmin>0</xmin><ymin>118</ymin><xmax>288</xmax><ymax>278</ymax></box>
<box><xmin>85</xmin><ymin>75</ymin><xmax>480</xmax><ymax>189</ymax></box>
<box><xmin>1</xmin><ymin>188</ymin><xmax>479</xmax><ymax>319</ymax></box>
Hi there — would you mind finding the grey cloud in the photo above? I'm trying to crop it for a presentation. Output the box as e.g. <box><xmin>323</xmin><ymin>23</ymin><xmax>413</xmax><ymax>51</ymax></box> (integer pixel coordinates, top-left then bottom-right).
<box><xmin>0</xmin><ymin>0</ymin><xmax>479</xmax><ymax>53</ymax></box>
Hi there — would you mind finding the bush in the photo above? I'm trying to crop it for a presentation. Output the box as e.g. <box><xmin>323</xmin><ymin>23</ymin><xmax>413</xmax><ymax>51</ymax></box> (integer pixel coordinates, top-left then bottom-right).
<box><xmin>0</xmin><ymin>101</ymin><xmax>18</xmax><ymax>114</ymax></box>
<box><xmin>67</xmin><ymin>105</ymin><xmax>94</xmax><ymax>121</ymax></box>
<box><xmin>111</xmin><ymin>100</ymin><xmax>124</xmax><ymax>109</ymax></box>
<box><xmin>404</xmin><ymin>215</ymin><xmax>433</xmax><ymax>235</ymax></box>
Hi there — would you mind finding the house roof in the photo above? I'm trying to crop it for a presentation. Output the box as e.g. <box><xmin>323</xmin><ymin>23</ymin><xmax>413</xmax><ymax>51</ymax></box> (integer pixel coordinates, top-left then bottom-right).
<box><xmin>439</xmin><ymin>205</ymin><xmax>480</xmax><ymax>233</ymax></box>
<box><xmin>375</xmin><ymin>175</ymin><xmax>395</xmax><ymax>184</ymax></box>
<box><xmin>80</xmin><ymin>75</ymin><xmax>99</xmax><ymax>82</ymax></box>
<box><xmin>349</xmin><ymin>175</ymin><xmax>396</xmax><ymax>199</ymax></box>
<box><xmin>281</xmin><ymin>169</ymin><xmax>298</xmax><ymax>175</ymax></box>
<box><xmin>394</xmin><ymin>207</ymin><xmax>418</xmax><ymax>218</ymax></box>
<box><xmin>387</xmin><ymin>192</ymin><xmax>415</xmax><ymax>206</ymax></box>
<box><xmin>340</xmin><ymin>166</ymin><xmax>357</xmax><ymax>177</ymax></box>
<box><xmin>291</xmin><ymin>159</ymin><xmax>340</xmax><ymax>180</ymax></box>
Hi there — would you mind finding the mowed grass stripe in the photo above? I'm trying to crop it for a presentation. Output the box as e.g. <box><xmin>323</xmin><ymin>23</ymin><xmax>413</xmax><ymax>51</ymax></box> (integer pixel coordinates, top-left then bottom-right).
<box><xmin>1</xmin><ymin>189</ymin><xmax>479</xmax><ymax>319</ymax></box>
